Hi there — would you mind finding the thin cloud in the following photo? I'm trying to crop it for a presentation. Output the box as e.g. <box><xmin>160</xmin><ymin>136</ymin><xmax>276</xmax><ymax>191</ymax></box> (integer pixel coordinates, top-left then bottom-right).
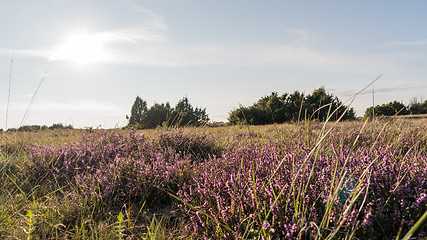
<box><xmin>327</xmin><ymin>82</ymin><xmax>427</xmax><ymax>96</ymax></box>
<box><xmin>129</xmin><ymin>2</ymin><xmax>169</xmax><ymax>31</ymax></box>
<box><xmin>0</xmin><ymin>39</ymin><xmax>396</xmax><ymax>74</ymax></box>
<box><xmin>285</xmin><ymin>28</ymin><xmax>312</xmax><ymax>43</ymax></box>
<box><xmin>48</xmin><ymin>24</ymin><xmax>168</xmax><ymax>63</ymax></box>
<box><xmin>23</xmin><ymin>100</ymin><xmax>123</xmax><ymax>117</ymax></box>
<box><xmin>0</xmin><ymin>3</ymin><xmax>168</xmax><ymax>63</ymax></box>
<box><xmin>102</xmin><ymin>26</ymin><xmax>167</xmax><ymax>43</ymax></box>
<box><xmin>104</xmin><ymin>42</ymin><xmax>393</xmax><ymax>74</ymax></box>
<box><xmin>239</xmin><ymin>44</ymin><xmax>387</xmax><ymax>73</ymax></box>
<box><xmin>102</xmin><ymin>3</ymin><xmax>168</xmax><ymax>44</ymax></box>
<box><xmin>380</xmin><ymin>40</ymin><xmax>427</xmax><ymax>47</ymax></box>
<box><xmin>0</xmin><ymin>48</ymin><xmax>51</xmax><ymax>59</ymax></box>
<box><xmin>172</xmin><ymin>44</ymin><xmax>391</xmax><ymax>73</ymax></box>
<box><xmin>3</xmin><ymin>99</ymin><xmax>122</xmax><ymax>113</ymax></box>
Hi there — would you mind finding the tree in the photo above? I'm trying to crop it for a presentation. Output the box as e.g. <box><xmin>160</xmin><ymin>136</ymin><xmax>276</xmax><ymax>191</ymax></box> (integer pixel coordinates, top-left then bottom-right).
<box><xmin>266</xmin><ymin>92</ymin><xmax>286</xmax><ymax>123</ymax></box>
<box><xmin>128</xmin><ymin>96</ymin><xmax>147</xmax><ymax>128</ymax></box>
<box><xmin>304</xmin><ymin>87</ymin><xmax>355</xmax><ymax>121</ymax></box>
<box><xmin>228</xmin><ymin>88</ymin><xmax>355</xmax><ymax>125</ymax></box>
<box><xmin>48</xmin><ymin>123</ymin><xmax>73</xmax><ymax>130</ymax></box>
<box><xmin>145</xmin><ymin>103</ymin><xmax>171</xmax><ymax>129</ymax></box>
<box><xmin>364</xmin><ymin>101</ymin><xmax>408</xmax><ymax>119</ymax></box>
<box><xmin>228</xmin><ymin>96</ymin><xmax>271</xmax><ymax>125</ymax></box>
<box><xmin>172</xmin><ymin>97</ymin><xmax>209</xmax><ymax>126</ymax></box>
<box><xmin>408</xmin><ymin>98</ymin><xmax>427</xmax><ymax>114</ymax></box>
<box><xmin>127</xmin><ymin>96</ymin><xmax>209</xmax><ymax>129</ymax></box>
<box><xmin>284</xmin><ymin>91</ymin><xmax>305</xmax><ymax>121</ymax></box>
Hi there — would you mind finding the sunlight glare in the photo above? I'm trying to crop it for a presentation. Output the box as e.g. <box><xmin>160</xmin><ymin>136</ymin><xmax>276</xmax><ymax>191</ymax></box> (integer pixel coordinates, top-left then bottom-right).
<box><xmin>51</xmin><ymin>32</ymin><xmax>111</xmax><ymax>65</ymax></box>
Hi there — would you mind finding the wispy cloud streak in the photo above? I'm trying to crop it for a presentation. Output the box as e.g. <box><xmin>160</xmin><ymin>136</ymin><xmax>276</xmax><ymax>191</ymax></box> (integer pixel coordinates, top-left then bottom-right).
<box><xmin>0</xmin><ymin>3</ymin><xmax>168</xmax><ymax>64</ymax></box>
<box><xmin>327</xmin><ymin>82</ymin><xmax>427</xmax><ymax>96</ymax></box>
<box><xmin>380</xmin><ymin>40</ymin><xmax>427</xmax><ymax>47</ymax></box>
<box><xmin>285</xmin><ymin>28</ymin><xmax>313</xmax><ymax>43</ymax></box>
<box><xmin>4</xmin><ymin>99</ymin><xmax>123</xmax><ymax>113</ymax></box>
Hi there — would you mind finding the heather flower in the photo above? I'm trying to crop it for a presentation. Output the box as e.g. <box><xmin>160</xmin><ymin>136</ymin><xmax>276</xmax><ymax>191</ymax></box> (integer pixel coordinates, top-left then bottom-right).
<box><xmin>362</xmin><ymin>209</ymin><xmax>373</xmax><ymax>230</ymax></box>
<box><xmin>22</xmin><ymin>123</ymin><xmax>427</xmax><ymax>239</ymax></box>
<box><xmin>262</xmin><ymin>220</ymin><xmax>270</xmax><ymax>231</ymax></box>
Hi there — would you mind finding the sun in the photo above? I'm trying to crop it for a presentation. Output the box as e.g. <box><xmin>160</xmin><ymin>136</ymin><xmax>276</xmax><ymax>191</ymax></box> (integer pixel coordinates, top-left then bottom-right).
<box><xmin>51</xmin><ymin>32</ymin><xmax>111</xmax><ymax>65</ymax></box>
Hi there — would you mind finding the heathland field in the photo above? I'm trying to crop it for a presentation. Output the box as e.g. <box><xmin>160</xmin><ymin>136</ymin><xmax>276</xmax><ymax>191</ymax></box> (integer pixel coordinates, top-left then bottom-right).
<box><xmin>0</xmin><ymin>119</ymin><xmax>426</xmax><ymax>239</ymax></box>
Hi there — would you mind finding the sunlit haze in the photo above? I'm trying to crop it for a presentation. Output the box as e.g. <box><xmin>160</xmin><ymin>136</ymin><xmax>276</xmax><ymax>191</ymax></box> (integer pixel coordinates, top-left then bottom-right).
<box><xmin>51</xmin><ymin>32</ymin><xmax>111</xmax><ymax>65</ymax></box>
<box><xmin>1</xmin><ymin>0</ymin><xmax>427</xmax><ymax>129</ymax></box>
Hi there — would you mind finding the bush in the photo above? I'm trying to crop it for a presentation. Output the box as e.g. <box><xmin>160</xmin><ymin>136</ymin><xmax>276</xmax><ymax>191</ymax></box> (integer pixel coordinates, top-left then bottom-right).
<box><xmin>364</xmin><ymin>101</ymin><xmax>409</xmax><ymax>119</ymax></box>
<box><xmin>229</xmin><ymin>88</ymin><xmax>355</xmax><ymax>125</ymax></box>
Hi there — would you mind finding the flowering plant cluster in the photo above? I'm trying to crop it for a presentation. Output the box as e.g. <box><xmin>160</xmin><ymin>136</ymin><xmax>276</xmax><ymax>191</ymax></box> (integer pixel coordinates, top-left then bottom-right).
<box><xmin>158</xmin><ymin>129</ymin><xmax>222</xmax><ymax>162</ymax></box>
<box><xmin>25</xmin><ymin>125</ymin><xmax>426</xmax><ymax>239</ymax></box>
<box><xmin>177</xmin><ymin>125</ymin><xmax>426</xmax><ymax>239</ymax></box>
<box><xmin>27</xmin><ymin>130</ymin><xmax>217</xmax><ymax>205</ymax></box>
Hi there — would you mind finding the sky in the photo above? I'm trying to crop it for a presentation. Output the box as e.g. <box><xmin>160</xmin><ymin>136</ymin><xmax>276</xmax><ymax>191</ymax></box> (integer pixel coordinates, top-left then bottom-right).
<box><xmin>1</xmin><ymin>0</ymin><xmax>427</xmax><ymax>129</ymax></box>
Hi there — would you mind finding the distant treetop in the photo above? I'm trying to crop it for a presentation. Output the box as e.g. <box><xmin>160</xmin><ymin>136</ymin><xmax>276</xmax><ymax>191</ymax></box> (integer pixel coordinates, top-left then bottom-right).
<box><xmin>127</xmin><ymin>96</ymin><xmax>209</xmax><ymax>129</ymax></box>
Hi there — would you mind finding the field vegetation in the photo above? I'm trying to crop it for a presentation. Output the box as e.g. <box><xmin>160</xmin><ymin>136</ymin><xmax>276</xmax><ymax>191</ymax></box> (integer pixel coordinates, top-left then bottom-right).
<box><xmin>0</xmin><ymin>118</ymin><xmax>426</xmax><ymax>239</ymax></box>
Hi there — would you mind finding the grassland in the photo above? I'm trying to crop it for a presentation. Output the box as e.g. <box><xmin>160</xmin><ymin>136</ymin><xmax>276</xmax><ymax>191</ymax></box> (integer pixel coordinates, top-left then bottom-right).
<box><xmin>0</xmin><ymin>118</ymin><xmax>426</xmax><ymax>239</ymax></box>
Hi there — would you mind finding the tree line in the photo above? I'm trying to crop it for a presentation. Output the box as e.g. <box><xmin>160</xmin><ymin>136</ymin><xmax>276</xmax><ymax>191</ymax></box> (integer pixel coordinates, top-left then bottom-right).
<box><xmin>2</xmin><ymin>91</ymin><xmax>424</xmax><ymax>133</ymax></box>
<box><xmin>0</xmin><ymin>123</ymin><xmax>73</xmax><ymax>132</ymax></box>
<box><xmin>127</xmin><ymin>96</ymin><xmax>209</xmax><ymax>129</ymax></box>
<box><xmin>127</xmin><ymin>89</ymin><xmax>427</xmax><ymax>129</ymax></box>
<box><xmin>126</xmin><ymin>88</ymin><xmax>356</xmax><ymax>129</ymax></box>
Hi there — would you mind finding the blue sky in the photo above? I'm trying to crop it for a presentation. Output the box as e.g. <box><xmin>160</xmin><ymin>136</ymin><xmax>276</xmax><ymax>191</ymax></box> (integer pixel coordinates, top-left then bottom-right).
<box><xmin>1</xmin><ymin>0</ymin><xmax>427</xmax><ymax>129</ymax></box>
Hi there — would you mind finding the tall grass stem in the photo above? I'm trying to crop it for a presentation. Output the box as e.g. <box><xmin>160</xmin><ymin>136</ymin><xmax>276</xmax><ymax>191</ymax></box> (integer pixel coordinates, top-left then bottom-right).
<box><xmin>6</xmin><ymin>52</ymin><xmax>14</xmax><ymax>131</ymax></box>
<box><xmin>20</xmin><ymin>61</ymin><xmax>54</xmax><ymax>127</ymax></box>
